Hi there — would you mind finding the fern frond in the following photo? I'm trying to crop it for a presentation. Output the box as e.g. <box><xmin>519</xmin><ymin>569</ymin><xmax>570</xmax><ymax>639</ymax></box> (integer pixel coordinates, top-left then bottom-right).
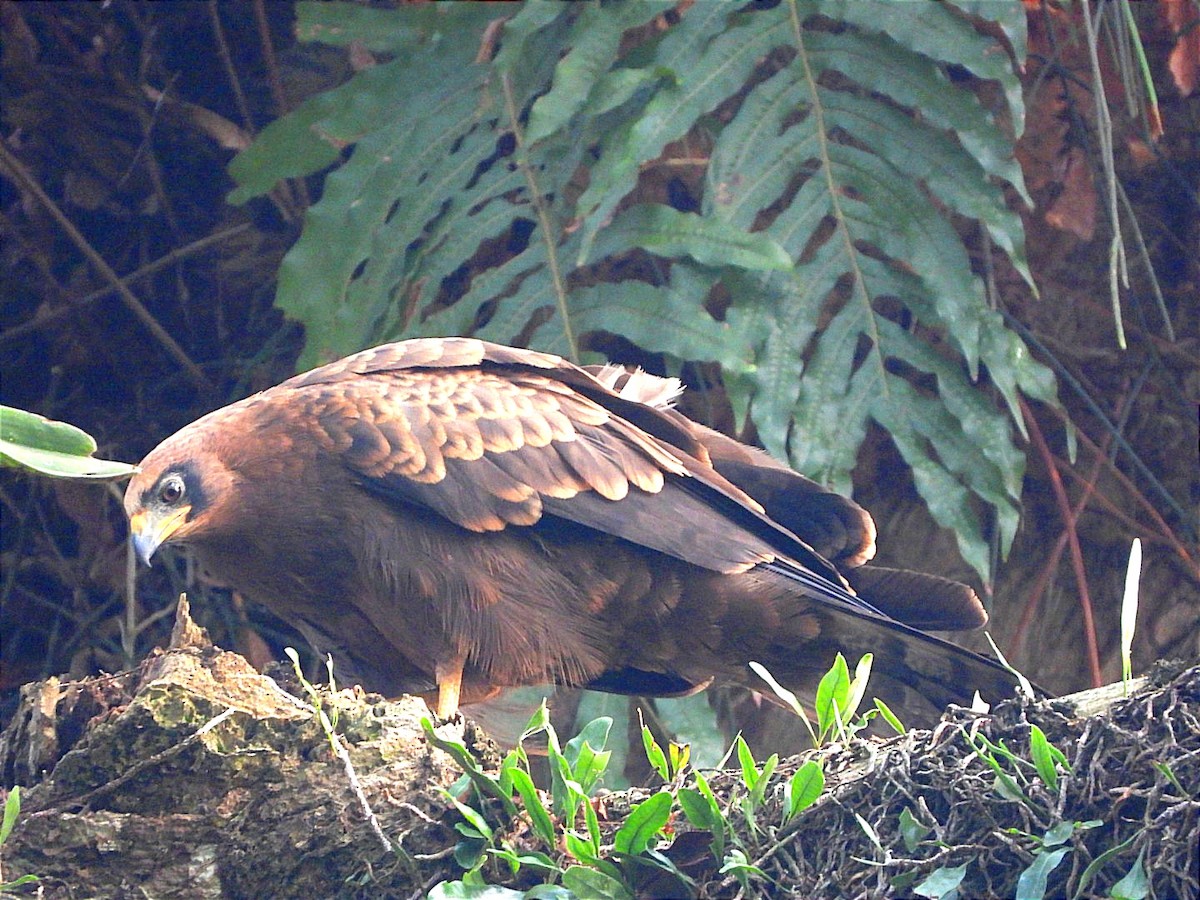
<box><xmin>228</xmin><ymin>0</ymin><xmax>1060</xmax><ymax>581</ymax></box>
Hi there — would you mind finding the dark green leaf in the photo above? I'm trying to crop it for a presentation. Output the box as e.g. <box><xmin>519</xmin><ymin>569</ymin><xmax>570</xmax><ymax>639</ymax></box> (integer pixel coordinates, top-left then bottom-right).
<box><xmin>1074</xmin><ymin>834</ymin><xmax>1137</xmax><ymax>898</ymax></box>
<box><xmin>524</xmin><ymin>3</ymin><xmax>669</xmax><ymax>145</ymax></box>
<box><xmin>452</xmin><ymin>836</ymin><xmax>487</xmax><ymax>871</ymax></box>
<box><xmin>1015</xmin><ymin>847</ymin><xmax>1071</xmax><ymax>900</ymax></box>
<box><xmin>1110</xmin><ymin>848</ymin><xmax>1150</xmax><ymax>900</ymax></box>
<box><xmin>523</xmin><ymin>886</ymin><xmax>576</xmax><ymax>900</ymax></box>
<box><xmin>571</xmin><ymin>692</ymin><xmax>630</xmax><ymax>790</ymax></box>
<box><xmin>509</xmin><ymin>768</ymin><xmax>556</xmax><ymax>848</ymax></box>
<box><xmin>565</xmin><ymin>830</ymin><xmax>601</xmax><ymax>866</ymax></box>
<box><xmin>295</xmin><ymin>1</ymin><xmax>500</xmax><ymax>54</ymax></box>
<box><xmin>913</xmin><ymin>864</ymin><xmax>968</xmax><ymax>899</ymax></box>
<box><xmin>783</xmin><ymin>761</ymin><xmax>824</xmax><ymax>824</ymax></box>
<box><xmin>613</xmin><ymin>791</ymin><xmax>673</xmax><ymax>856</ymax></box>
<box><xmin>898</xmin><ymin>807</ymin><xmax>934</xmax><ymax>853</ymax></box>
<box><xmin>0</xmin><ymin>406</ymin><xmax>137</xmax><ymax>479</ymax></box>
<box><xmin>560</xmin><ymin>865</ymin><xmax>633</xmax><ymax>900</ymax></box>
<box><xmin>677</xmin><ymin>789</ymin><xmax>715</xmax><ymax>831</ymax></box>
<box><xmin>443</xmin><ymin>792</ymin><xmax>493</xmax><ymax>843</ymax></box>
<box><xmin>750</xmin><ymin>753</ymin><xmax>779</xmax><ymax>807</ymax></box>
<box><xmin>692</xmin><ymin>770</ymin><xmax>725</xmax><ymax>859</ymax></box>
<box><xmin>564</xmin><ymin>716</ymin><xmax>612</xmax><ymax>797</ymax></box>
<box><xmin>1042</xmin><ymin>821</ymin><xmax>1077</xmax><ymax>849</ymax></box>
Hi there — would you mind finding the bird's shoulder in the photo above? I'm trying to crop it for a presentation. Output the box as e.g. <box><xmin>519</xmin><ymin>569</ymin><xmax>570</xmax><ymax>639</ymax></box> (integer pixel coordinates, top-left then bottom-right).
<box><xmin>247</xmin><ymin>339</ymin><xmax>699</xmax><ymax>536</ymax></box>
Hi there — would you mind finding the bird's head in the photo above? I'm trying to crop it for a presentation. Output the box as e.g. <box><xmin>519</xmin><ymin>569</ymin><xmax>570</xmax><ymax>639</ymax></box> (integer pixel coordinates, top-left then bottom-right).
<box><xmin>124</xmin><ymin>429</ymin><xmax>235</xmax><ymax>565</ymax></box>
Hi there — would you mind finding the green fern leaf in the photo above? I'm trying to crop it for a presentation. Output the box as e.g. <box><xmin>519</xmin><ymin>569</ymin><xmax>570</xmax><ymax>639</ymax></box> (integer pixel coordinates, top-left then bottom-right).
<box><xmin>227</xmin><ymin>0</ymin><xmax>1059</xmax><ymax>581</ymax></box>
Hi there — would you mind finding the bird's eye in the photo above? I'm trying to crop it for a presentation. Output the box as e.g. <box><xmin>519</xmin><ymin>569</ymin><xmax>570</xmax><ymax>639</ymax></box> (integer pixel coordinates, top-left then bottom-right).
<box><xmin>158</xmin><ymin>476</ymin><xmax>186</xmax><ymax>505</ymax></box>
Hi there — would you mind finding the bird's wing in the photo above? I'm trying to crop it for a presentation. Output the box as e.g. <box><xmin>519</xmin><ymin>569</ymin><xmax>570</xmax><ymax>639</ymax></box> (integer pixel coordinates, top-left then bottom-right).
<box><xmin>282</xmin><ymin>338</ymin><xmax>867</xmax><ymax>585</ymax></box>
<box><xmin>580</xmin><ymin>363</ymin><xmax>996</xmax><ymax>635</ymax></box>
<box><xmin>582</xmin><ymin>363</ymin><xmax>879</xmax><ymax>567</ymax></box>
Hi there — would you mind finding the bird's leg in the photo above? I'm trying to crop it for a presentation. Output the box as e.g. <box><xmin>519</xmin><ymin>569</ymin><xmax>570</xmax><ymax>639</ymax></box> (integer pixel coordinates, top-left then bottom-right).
<box><xmin>435</xmin><ymin>647</ymin><xmax>467</xmax><ymax>719</ymax></box>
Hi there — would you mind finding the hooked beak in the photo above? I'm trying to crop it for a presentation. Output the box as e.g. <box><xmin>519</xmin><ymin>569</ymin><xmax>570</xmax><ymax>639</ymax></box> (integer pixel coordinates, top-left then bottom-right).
<box><xmin>128</xmin><ymin>506</ymin><xmax>192</xmax><ymax>565</ymax></box>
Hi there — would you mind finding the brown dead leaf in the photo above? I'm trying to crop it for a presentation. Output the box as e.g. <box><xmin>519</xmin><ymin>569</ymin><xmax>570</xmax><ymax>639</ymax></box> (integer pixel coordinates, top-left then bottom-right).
<box><xmin>1163</xmin><ymin>0</ymin><xmax>1200</xmax><ymax>97</ymax></box>
<box><xmin>1044</xmin><ymin>146</ymin><xmax>1097</xmax><ymax>240</ymax></box>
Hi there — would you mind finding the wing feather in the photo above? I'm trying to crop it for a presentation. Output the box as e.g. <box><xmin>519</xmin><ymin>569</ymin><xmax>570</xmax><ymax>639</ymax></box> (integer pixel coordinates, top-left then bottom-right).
<box><xmin>289</xmin><ymin>340</ymin><xmax>845</xmax><ymax>578</ymax></box>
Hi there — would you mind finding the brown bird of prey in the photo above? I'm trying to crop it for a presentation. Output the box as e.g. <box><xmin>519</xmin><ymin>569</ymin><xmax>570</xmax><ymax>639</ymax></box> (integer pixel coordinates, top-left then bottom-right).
<box><xmin>125</xmin><ymin>337</ymin><xmax>1016</xmax><ymax>723</ymax></box>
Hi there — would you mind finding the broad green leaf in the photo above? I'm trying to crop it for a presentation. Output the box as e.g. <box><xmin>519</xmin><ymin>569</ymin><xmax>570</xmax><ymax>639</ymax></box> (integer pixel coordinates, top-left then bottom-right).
<box><xmin>803</xmin><ymin>26</ymin><xmax>1029</xmax><ymax>206</ymax></box>
<box><xmin>1110</xmin><ymin>848</ymin><xmax>1150</xmax><ymax>900</ymax></box>
<box><xmin>442</xmin><ymin>792</ymin><xmax>493</xmax><ymax>843</ymax></box>
<box><xmin>1042</xmin><ymin>821</ymin><xmax>1080</xmax><ymax>848</ymax></box>
<box><xmin>844</xmin><ymin>653</ymin><xmax>874</xmax><ymax>724</ymax></box>
<box><xmin>452</xmin><ymin>835</ymin><xmax>486</xmax><ymax>871</ymax></box>
<box><xmin>783</xmin><ymin>761</ymin><xmax>824</xmax><ymax>823</ymax></box>
<box><xmin>583</xmin><ymin>795</ymin><xmax>602</xmax><ymax>863</ymax></box>
<box><xmin>1074</xmin><ymin>834</ymin><xmax>1137</xmax><ymax>897</ymax></box>
<box><xmin>613</xmin><ymin>790</ymin><xmax>673</xmax><ymax>856</ymax></box>
<box><xmin>693</xmin><ymin>770</ymin><xmax>725</xmax><ymax>859</ymax></box>
<box><xmin>718</xmin><ymin>847</ymin><xmax>766</xmax><ymax>883</ymax></box>
<box><xmin>1015</xmin><ymin>847</ymin><xmax>1071</xmax><ymax>900</ymax></box>
<box><xmin>821</xmin><ymin>0</ymin><xmax>1024</xmax><ymax>136</ymax></box>
<box><xmin>898</xmin><ymin>806</ymin><xmax>933</xmax><ymax>852</ymax></box>
<box><xmin>576</xmin><ymin>2</ymin><xmax>779</xmax><ymax>260</ymax></box>
<box><xmin>734</xmin><ymin>735</ymin><xmax>759</xmax><ymax>791</ymax></box>
<box><xmin>231</xmin><ymin>5</ymin><xmax>508</xmax><ymax>201</ymax></box>
<box><xmin>565</xmin><ymin>830</ymin><xmax>601</xmax><ymax>867</ymax></box>
<box><xmin>992</xmin><ymin>772</ymin><xmax>1029</xmax><ymax>805</ymax></box>
<box><xmin>491</xmin><ymin>3</ymin><xmax>571</xmax><ymax>79</ymax></box>
<box><xmin>750</xmin><ymin>753</ymin><xmax>779</xmax><ymax>808</ymax></box>
<box><xmin>570</xmin><ymin>741</ymin><xmax>612</xmax><ymax>799</ymax></box>
<box><xmin>0</xmin><ymin>875</ymin><xmax>39</xmax><ymax>889</ymax></box>
<box><xmin>678</xmin><ymin>789</ymin><xmax>715</xmax><ymax>831</ymax></box>
<box><xmin>543</xmin><ymin>268</ymin><xmax>755</xmax><ymax>374</ymax></box>
<box><xmin>564</xmin><ymin>716</ymin><xmax>612</xmax><ymax>767</ymax></box>
<box><xmin>296</xmin><ymin>1</ymin><xmax>500</xmax><ymax>54</ymax></box>
<box><xmin>955</xmin><ymin>0</ymin><xmax>1027</xmax><ymax>67</ymax></box>
<box><xmin>0</xmin><ymin>406</ymin><xmax>137</xmax><ymax>479</ymax></box>
<box><xmin>1</xmin><ymin>406</ymin><xmax>93</xmax><ymax>456</ymax></box>
<box><xmin>561</xmin><ymin>865</ymin><xmax>633</xmax><ymax>900</ymax></box>
<box><xmin>870</xmin><ymin>381</ymin><xmax>993</xmax><ymax>580</ymax></box>
<box><xmin>523</xmin><ymin>885</ymin><xmax>575</xmax><ymax>900</ymax></box>
<box><xmin>814</xmin><ymin>653</ymin><xmax>851</xmax><ymax>741</ymax></box>
<box><xmin>913</xmin><ymin>863</ymin><xmax>968</xmax><ymax>899</ymax></box>
<box><xmin>422</xmin><ymin>718</ymin><xmax>517</xmax><ymax>816</ymax></box>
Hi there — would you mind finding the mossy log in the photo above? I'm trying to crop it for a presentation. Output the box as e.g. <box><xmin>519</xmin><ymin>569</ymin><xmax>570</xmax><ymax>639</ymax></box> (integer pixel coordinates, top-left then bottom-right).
<box><xmin>1</xmin><ymin>601</ymin><xmax>1196</xmax><ymax>899</ymax></box>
